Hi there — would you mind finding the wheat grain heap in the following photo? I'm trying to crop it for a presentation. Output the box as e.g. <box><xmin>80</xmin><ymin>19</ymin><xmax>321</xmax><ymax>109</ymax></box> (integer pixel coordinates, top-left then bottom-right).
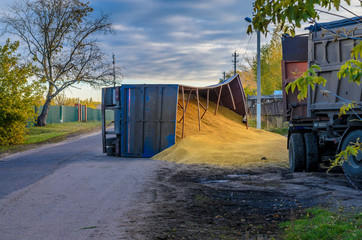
<box><xmin>152</xmin><ymin>97</ymin><xmax>288</xmax><ymax>168</ymax></box>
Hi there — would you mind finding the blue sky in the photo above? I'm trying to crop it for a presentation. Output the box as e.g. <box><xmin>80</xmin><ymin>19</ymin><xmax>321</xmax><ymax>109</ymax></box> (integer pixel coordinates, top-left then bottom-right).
<box><xmin>1</xmin><ymin>0</ymin><xmax>362</xmax><ymax>101</ymax></box>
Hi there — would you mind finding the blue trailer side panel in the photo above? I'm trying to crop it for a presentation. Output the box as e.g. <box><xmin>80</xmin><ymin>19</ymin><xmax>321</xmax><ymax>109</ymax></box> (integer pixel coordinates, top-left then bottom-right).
<box><xmin>120</xmin><ymin>85</ymin><xmax>178</xmax><ymax>157</ymax></box>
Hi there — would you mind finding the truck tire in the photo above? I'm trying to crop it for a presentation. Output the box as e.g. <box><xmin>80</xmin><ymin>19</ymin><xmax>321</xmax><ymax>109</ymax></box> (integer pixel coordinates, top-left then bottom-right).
<box><xmin>289</xmin><ymin>133</ymin><xmax>305</xmax><ymax>172</ymax></box>
<box><xmin>304</xmin><ymin>133</ymin><xmax>319</xmax><ymax>172</ymax></box>
<box><xmin>341</xmin><ymin>130</ymin><xmax>362</xmax><ymax>178</ymax></box>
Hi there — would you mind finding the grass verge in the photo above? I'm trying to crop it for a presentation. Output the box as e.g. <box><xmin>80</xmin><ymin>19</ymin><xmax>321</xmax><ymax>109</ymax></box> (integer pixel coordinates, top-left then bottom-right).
<box><xmin>280</xmin><ymin>207</ymin><xmax>361</xmax><ymax>240</ymax></box>
<box><xmin>0</xmin><ymin>121</ymin><xmax>102</xmax><ymax>157</ymax></box>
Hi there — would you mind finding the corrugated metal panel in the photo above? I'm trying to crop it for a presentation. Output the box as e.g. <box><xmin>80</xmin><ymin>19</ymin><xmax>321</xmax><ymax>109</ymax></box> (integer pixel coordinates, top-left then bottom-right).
<box><xmin>120</xmin><ymin>85</ymin><xmax>178</xmax><ymax>157</ymax></box>
<box><xmin>308</xmin><ymin>21</ymin><xmax>362</xmax><ymax>116</ymax></box>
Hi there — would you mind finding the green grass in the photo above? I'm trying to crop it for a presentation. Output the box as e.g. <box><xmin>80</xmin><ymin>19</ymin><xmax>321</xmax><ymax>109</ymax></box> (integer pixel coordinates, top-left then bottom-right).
<box><xmin>0</xmin><ymin>121</ymin><xmax>102</xmax><ymax>155</ymax></box>
<box><xmin>24</xmin><ymin>121</ymin><xmax>101</xmax><ymax>144</ymax></box>
<box><xmin>280</xmin><ymin>207</ymin><xmax>361</xmax><ymax>240</ymax></box>
<box><xmin>269</xmin><ymin>126</ymin><xmax>289</xmax><ymax>136</ymax></box>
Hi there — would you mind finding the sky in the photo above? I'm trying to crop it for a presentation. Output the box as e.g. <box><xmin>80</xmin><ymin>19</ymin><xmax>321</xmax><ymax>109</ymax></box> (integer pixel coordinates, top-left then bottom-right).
<box><xmin>89</xmin><ymin>0</ymin><xmax>258</xmax><ymax>86</ymax></box>
<box><xmin>1</xmin><ymin>0</ymin><xmax>362</xmax><ymax>101</ymax></box>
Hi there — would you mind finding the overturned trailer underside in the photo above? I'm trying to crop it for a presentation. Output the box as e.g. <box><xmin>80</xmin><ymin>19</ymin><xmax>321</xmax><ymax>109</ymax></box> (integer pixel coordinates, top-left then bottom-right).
<box><xmin>102</xmin><ymin>74</ymin><xmax>248</xmax><ymax>157</ymax></box>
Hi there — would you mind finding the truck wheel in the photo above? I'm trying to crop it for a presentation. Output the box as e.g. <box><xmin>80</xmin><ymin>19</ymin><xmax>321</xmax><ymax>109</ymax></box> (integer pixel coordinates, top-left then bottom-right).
<box><xmin>341</xmin><ymin>130</ymin><xmax>362</xmax><ymax>178</ymax></box>
<box><xmin>289</xmin><ymin>133</ymin><xmax>305</xmax><ymax>172</ymax></box>
<box><xmin>304</xmin><ymin>133</ymin><xmax>319</xmax><ymax>172</ymax></box>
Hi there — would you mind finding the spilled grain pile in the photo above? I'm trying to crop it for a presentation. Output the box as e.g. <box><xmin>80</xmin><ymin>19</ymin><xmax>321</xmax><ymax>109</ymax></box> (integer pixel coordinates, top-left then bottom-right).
<box><xmin>152</xmin><ymin>97</ymin><xmax>288</xmax><ymax>168</ymax></box>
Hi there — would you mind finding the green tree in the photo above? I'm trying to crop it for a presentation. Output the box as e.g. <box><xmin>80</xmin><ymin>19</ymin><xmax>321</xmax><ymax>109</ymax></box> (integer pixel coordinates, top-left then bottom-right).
<box><xmin>0</xmin><ymin>40</ymin><xmax>43</xmax><ymax>145</ymax></box>
<box><xmin>251</xmin><ymin>29</ymin><xmax>282</xmax><ymax>95</ymax></box>
<box><xmin>2</xmin><ymin>0</ymin><xmax>118</xmax><ymax>126</ymax></box>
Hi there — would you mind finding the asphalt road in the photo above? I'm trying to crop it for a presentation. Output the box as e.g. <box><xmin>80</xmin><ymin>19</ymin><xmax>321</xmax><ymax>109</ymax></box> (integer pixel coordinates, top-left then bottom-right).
<box><xmin>0</xmin><ymin>132</ymin><xmax>102</xmax><ymax>198</ymax></box>
<box><xmin>0</xmin><ymin>131</ymin><xmax>162</xmax><ymax>240</ymax></box>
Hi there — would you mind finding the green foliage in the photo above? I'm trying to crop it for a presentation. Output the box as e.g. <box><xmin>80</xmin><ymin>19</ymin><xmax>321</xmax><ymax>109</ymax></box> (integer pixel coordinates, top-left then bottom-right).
<box><xmin>281</xmin><ymin>207</ymin><xmax>361</xmax><ymax>240</ymax></box>
<box><xmin>0</xmin><ymin>39</ymin><xmax>43</xmax><ymax>145</ymax></box>
<box><xmin>339</xmin><ymin>102</ymin><xmax>357</xmax><ymax>117</ymax></box>
<box><xmin>338</xmin><ymin>42</ymin><xmax>362</xmax><ymax>84</ymax></box>
<box><xmin>53</xmin><ymin>93</ymin><xmax>101</xmax><ymax>109</ymax></box>
<box><xmin>285</xmin><ymin>65</ymin><xmax>327</xmax><ymax>100</ymax></box>
<box><xmin>2</xmin><ymin>0</ymin><xmax>114</xmax><ymax>126</ymax></box>
<box><xmin>252</xmin><ymin>29</ymin><xmax>283</xmax><ymax>95</ymax></box>
<box><xmin>330</xmin><ymin>139</ymin><xmax>362</xmax><ymax>170</ymax></box>
<box><xmin>244</xmin><ymin>87</ymin><xmax>256</xmax><ymax>97</ymax></box>
<box><xmin>249</xmin><ymin>0</ymin><xmax>356</xmax><ymax>36</ymax></box>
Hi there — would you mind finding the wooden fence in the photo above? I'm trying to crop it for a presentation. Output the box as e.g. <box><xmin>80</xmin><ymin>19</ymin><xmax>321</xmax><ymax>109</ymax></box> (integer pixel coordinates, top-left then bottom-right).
<box><xmin>247</xmin><ymin>95</ymin><xmax>285</xmax><ymax>129</ymax></box>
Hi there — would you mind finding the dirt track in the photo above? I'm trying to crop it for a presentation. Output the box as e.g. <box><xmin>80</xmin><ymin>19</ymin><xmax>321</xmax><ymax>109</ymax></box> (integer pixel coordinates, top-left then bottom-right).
<box><xmin>125</xmin><ymin>163</ymin><xmax>362</xmax><ymax>240</ymax></box>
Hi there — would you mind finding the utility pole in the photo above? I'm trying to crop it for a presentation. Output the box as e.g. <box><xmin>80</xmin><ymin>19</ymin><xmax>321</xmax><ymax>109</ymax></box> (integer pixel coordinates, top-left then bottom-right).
<box><xmin>232</xmin><ymin>51</ymin><xmax>239</xmax><ymax>75</ymax></box>
<box><xmin>245</xmin><ymin>14</ymin><xmax>261</xmax><ymax>129</ymax></box>
<box><xmin>112</xmin><ymin>53</ymin><xmax>116</xmax><ymax>87</ymax></box>
<box><xmin>223</xmin><ymin>71</ymin><xmax>226</xmax><ymax>81</ymax></box>
<box><xmin>256</xmin><ymin>30</ymin><xmax>261</xmax><ymax>129</ymax></box>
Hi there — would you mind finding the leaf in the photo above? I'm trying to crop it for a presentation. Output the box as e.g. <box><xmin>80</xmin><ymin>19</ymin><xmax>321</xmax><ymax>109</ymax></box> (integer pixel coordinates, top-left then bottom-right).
<box><xmin>81</xmin><ymin>226</ymin><xmax>97</xmax><ymax>230</ymax></box>
<box><xmin>311</xmin><ymin>65</ymin><xmax>321</xmax><ymax>71</ymax></box>
<box><xmin>329</xmin><ymin>138</ymin><xmax>362</xmax><ymax>172</ymax></box>
<box><xmin>334</xmin><ymin>0</ymin><xmax>341</xmax><ymax>10</ymax></box>
<box><xmin>338</xmin><ymin>102</ymin><xmax>356</xmax><ymax>117</ymax></box>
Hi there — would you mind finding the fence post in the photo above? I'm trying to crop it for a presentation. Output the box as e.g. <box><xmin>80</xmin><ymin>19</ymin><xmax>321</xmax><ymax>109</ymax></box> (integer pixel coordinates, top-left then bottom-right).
<box><xmin>84</xmin><ymin>105</ymin><xmax>87</xmax><ymax>122</ymax></box>
<box><xmin>74</xmin><ymin>104</ymin><xmax>82</xmax><ymax>121</ymax></box>
<box><xmin>59</xmin><ymin>105</ymin><xmax>63</xmax><ymax>123</ymax></box>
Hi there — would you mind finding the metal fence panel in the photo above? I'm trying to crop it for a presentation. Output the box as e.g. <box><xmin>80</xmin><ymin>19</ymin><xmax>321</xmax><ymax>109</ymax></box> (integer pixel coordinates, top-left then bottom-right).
<box><xmin>87</xmin><ymin>108</ymin><xmax>101</xmax><ymax>121</ymax></box>
<box><xmin>62</xmin><ymin>106</ymin><xmax>78</xmax><ymax>122</ymax></box>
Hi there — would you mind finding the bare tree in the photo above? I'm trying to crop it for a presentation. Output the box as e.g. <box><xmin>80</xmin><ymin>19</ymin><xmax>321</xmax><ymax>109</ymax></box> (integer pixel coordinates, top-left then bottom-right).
<box><xmin>2</xmin><ymin>0</ymin><xmax>118</xmax><ymax>126</ymax></box>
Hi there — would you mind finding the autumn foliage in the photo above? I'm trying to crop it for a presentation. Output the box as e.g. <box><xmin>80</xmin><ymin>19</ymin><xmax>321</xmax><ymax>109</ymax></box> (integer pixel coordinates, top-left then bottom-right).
<box><xmin>0</xmin><ymin>40</ymin><xmax>43</xmax><ymax>145</ymax></box>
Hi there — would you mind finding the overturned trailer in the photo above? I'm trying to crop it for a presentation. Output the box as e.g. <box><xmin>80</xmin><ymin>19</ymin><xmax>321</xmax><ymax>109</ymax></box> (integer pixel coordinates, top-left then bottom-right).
<box><xmin>283</xmin><ymin>17</ymin><xmax>362</xmax><ymax>178</ymax></box>
<box><xmin>101</xmin><ymin>74</ymin><xmax>248</xmax><ymax>157</ymax></box>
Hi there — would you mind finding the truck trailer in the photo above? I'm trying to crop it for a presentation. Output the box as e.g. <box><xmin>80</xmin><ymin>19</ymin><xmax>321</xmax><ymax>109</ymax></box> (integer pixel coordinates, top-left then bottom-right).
<box><xmin>283</xmin><ymin>18</ymin><xmax>362</xmax><ymax>178</ymax></box>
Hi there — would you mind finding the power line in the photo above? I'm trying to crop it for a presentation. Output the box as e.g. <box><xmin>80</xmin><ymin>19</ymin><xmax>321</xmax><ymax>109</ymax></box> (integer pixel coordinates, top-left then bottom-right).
<box><xmin>235</xmin><ymin>30</ymin><xmax>249</xmax><ymax>54</ymax></box>
<box><xmin>340</xmin><ymin>5</ymin><xmax>362</xmax><ymax>21</ymax></box>
<box><xmin>240</xmin><ymin>33</ymin><xmax>255</xmax><ymax>66</ymax></box>
<box><xmin>316</xmin><ymin>9</ymin><xmax>362</xmax><ymax>23</ymax></box>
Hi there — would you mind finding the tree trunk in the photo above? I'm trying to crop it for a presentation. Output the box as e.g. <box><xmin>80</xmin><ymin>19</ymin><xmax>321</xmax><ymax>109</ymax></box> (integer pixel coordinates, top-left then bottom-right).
<box><xmin>37</xmin><ymin>97</ymin><xmax>52</xmax><ymax>126</ymax></box>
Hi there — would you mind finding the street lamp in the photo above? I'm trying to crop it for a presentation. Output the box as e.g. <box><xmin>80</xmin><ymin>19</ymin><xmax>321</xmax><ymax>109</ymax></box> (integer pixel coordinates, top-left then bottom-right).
<box><xmin>245</xmin><ymin>17</ymin><xmax>261</xmax><ymax>129</ymax></box>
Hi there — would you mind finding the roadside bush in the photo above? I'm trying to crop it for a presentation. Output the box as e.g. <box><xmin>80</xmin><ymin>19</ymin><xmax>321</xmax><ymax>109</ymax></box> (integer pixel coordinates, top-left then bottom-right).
<box><xmin>0</xmin><ymin>39</ymin><xmax>43</xmax><ymax>146</ymax></box>
<box><xmin>0</xmin><ymin>122</ymin><xmax>27</xmax><ymax>145</ymax></box>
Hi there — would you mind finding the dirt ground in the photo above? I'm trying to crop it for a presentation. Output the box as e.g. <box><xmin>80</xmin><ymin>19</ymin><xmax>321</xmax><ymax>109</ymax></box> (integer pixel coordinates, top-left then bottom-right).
<box><xmin>125</xmin><ymin>162</ymin><xmax>362</xmax><ymax>240</ymax></box>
